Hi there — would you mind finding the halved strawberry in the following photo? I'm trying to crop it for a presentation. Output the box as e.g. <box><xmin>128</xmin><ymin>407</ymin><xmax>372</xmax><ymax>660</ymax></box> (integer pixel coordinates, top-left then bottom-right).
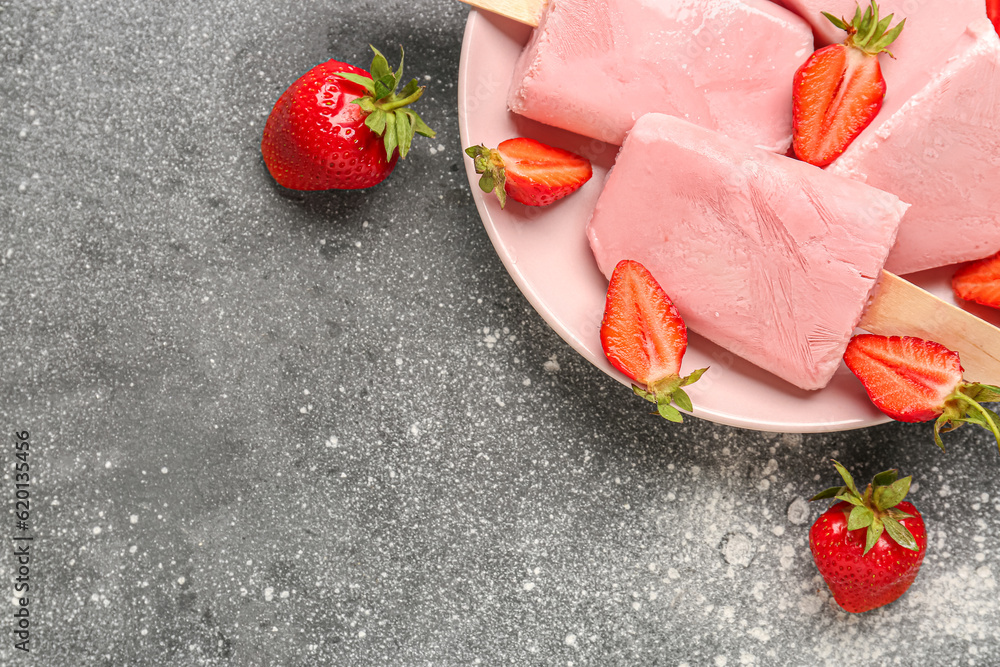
<box><xmin>792</xmin><ymin>2</ymin><xmax>905</xmax><ymax>167</ymax></box>
<box><xmin>843</xmin><ymin>334</ymin><xmax>1000</xmax><ymax>449</ymax></box>
<box><xmin>952</xmin><ymin>252</ymin><xmax>1000</xmax><ymax>308</ymax></box>
<box><xmin>600</xmin><ymin>259</ymin><xmax>707</xmax><ymax>422</ymax></box>
<box><xmin>465</xmin><ymin>138</ymin><xmax>592</xmax><ymax>208</ymax></box>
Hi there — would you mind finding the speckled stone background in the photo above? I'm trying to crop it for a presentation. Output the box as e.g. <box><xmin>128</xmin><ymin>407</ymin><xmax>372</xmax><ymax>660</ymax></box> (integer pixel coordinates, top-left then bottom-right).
<box><xmin>3</xmin><ymin>0</ymin><xmax>1000</xmax><ymax>665</ymax></box>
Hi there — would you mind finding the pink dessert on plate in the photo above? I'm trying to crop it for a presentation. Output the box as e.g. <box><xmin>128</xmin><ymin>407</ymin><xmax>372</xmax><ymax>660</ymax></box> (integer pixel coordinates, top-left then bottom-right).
<box><xmin>587</xmin><ymin>113</ymin><xmax>908</xmax><ymax>391</ymax></box>
<box><xmin>828</xmin><ymin>18</ymin><xmax>1000</xmax><ymax>275</ymax></box>
<box><xmin>507</xmin><ymin>0</ymin><xmax>814</xmax><ymax>151</ymax></box>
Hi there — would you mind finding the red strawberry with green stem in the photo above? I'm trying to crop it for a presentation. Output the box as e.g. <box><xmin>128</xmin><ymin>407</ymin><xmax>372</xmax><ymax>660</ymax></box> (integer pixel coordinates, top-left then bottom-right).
<box><xmin>792</xmin><ymin>1</ymin><xmax>905</xmax><ymax>167</ymax></box>
<box><xmin>843</xmin><ymin>333</ymin><xmax>1000</xmax><ymax>450</ymax></box>
<box><xmin>952</xmin><ymin>251</ymin><xmax>1000</xmax><ymax>308</ymax></box>
<box><xmin>600</xmin><ymin>259</ymin><xmax>707</xmax><ymax>422</ymax></box>
<box><xmin>809</xmin><ymin>461</ymin><xmax>926</xmax><ymax>613</ymax></box>
<box><xmin>261</xmin><ymin>46</ymin><xmax>434</xmax><ymax>191</ymax></box>
<box><xmin>465</xmin><ymin>138</ymin><xmax>592</xmax><ymax>208</ymax></box>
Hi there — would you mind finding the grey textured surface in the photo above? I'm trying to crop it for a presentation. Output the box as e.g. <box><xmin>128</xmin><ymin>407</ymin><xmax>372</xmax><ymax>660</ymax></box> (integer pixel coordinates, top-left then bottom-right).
<box><xmin>2</xmin><ymin>0</ymin><xmax>1000</xmax><ymax>665</ymax></box>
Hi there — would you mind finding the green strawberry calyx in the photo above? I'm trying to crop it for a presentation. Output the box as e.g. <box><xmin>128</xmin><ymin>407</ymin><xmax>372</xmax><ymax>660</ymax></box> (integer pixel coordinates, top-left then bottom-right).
<box><xmin>823</xmin><ymin>1</ymin><xmax>906</xmax><ymax>58</ymax></box>
<box><xmin>810</xmin><ymin>460</ymin><xmax>919</xmax><ymax>556</ymax></box>
<box><xmin>464</xmin><ymin>144</ymin><xmax>508</xmax><ymax>208</ymax></box>
<box><xmin>336</xmin><ymin>46</ymin><xmax>436</xmax><ymax>161</ymax></box>
<box><xmin>631</xmin><ymin>368</ymin><xmax>709</xmax><ymax>423</ymax></box>
<box><xmin>934</xmin><ymin>382</ymin><xmax>1000</xmax><ymax>452</ymax></box>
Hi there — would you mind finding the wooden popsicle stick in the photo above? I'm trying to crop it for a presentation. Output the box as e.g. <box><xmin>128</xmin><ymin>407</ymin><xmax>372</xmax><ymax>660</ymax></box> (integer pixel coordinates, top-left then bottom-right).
<box><xmin>860</xmin><ymin>270</ymin><xmax>1000</xmax><ymax>383</ymax></box>
<box><xmin>458</xmin><ymin>0</ymin><xmax>546</xmax><ymax>26</ymax></box>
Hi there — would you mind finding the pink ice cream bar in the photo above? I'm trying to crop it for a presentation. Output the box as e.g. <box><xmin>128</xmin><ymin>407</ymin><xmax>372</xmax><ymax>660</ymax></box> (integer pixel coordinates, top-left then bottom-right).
<box><xmin>777</xmin><ymin>0</ymin><xmax>983</xmax><ymax>54</ymax></box>
<box><xmin>587</xmin><ymin>113</ymin><xmax>908</xmax><ymax>391</ymax></box>
<box><xmin>776</xmin><ymin>0</ymin><xmax>985</xmax><ymax>125</ymax></box>
<box><xmin>829</xmin><ymin>19</ymin><xmax>1000</xmax><ymax>275</ymax></box>
<box><xmin>507</xmin><ymin>0</ymin><xmax>814</xmax><ymax>152</ymax></box>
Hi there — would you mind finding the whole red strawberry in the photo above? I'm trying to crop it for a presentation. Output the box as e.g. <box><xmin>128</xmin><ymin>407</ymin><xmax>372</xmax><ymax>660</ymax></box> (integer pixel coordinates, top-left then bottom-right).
<box><xmin>464</xmin><ymin>138</ymin><xmax>592</xmax><ymax>208</ymax></box>
<box><xmin>952</xmin><ymin>251</ymin><xmax>1000</xmax><ymax>308</ymax></box>
<box><xmin>600</xmin><ymin>259</ymin><xmax>707</xmax><ymax>422</ymax></box>
<box><xmin>792</xmin><ymin>2</ymin><xmax>905</xmax><ymax>167</ymax></box>
<box><xmin>843</xmin><ymin>334</ymin><xmax>1000</xmax><ymax>449</ymax></box>
<box><xmin>809</xmin><ymin>462</ymin><xmax>927</xmax><ymax>613</ymax></box>
<box><xmin>261</xmin><ymin>46</ymin><xmax>434</xmax><ymax>190</ymax></box>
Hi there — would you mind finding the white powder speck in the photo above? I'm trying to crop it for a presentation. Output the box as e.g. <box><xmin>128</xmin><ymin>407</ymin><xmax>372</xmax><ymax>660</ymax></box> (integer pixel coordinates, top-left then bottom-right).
<box><xmin>92</xmin><ymin>527</ymin><xmax>102</xmax><ymax>535</ymax></box>
<box><xmin>543</xmin><ymin>356</ymin><xmax>560</xmax><ymax>373</ymax></box>
<box><xmin>786</xmin><ymin>497</ymin><xmax>810</xmax><ymax>526</ymax></box>
<box><xmin>523</xmin><ymin>582</ymin><xmax>535</xmax><ymax>591</ymax></box>
<box><xmin>565</xmin><ymin>634</ymin><xmax>577</xmax><ymax>647</ymax></box>
<box><xmin>161</xmin><ymin>467</ymin><xmax>168</xmax><ymax>474</ymax></box>
<box><xmin>129</xmin><ymin>546</ymin><xmax>137</xmax><ymax>554</ymax></box>
<box><xmin>721</xmin><ymin>533</ymin><xmax>755</xmax><ymax>568</ymax></box>
<box><xmin>264</xmin><ymin>587</ymin><xmax>274</xmax><ymax>601</ymax></box>
<box><xmin>177</xmin><ymin>577</ymin><xmax>185</xmax><ymax>585</ymax></box>
<box><xmin>130</xmin><ymin>515</ymin><xmax>138</xmax><ymax>524</ymax></box>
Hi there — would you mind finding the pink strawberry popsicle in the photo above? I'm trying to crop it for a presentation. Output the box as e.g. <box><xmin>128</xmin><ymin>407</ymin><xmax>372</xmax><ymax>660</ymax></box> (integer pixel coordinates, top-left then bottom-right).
<box><xmin>828</xmin><ymin>19</ymin><xmax>1000</xmax><ymax>275</ymax></box>
<box><xmin>507</xmin><ymin>0</ymin><xmax>814</xmax><ymax>152</ymax></box>
<box><xmin>587</xmin><ymin>113</ymin><xmax>909</xmax><ymax>391</ymax></box>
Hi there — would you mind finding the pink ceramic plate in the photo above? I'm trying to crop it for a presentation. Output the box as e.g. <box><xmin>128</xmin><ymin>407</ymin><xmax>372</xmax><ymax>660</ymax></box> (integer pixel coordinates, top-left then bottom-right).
<box><xmin>456</xmin><ymin>8</ymin><xmax>989</xmax><ymax>432</ymax></box>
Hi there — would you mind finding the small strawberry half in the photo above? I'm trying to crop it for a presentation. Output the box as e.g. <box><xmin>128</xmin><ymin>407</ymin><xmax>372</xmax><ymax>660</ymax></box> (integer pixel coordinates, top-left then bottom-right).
<box><xmin>952</xmin><ymin>251</ymin><xmax>1000</xmax><ymax>308</ymax></box>
<box><xmin>600</xmin><ymin>259</ymin><xmax>707</xmax><ymax>422</ymax></box>
<box><xmin>261</xmin><ymin>46</ymin><xmax>434</xmax><ymax>191</ymax></box>
<box><xmin>843</xmin><ymin>334</ymin><xmax>1000</xmax><ymax>449</ymax></box>
<box><xmin>809</xmin><ymin>461</ymin><xmax>927</xmax><ymax>613</ymax></box>
<box><xmin>792</xmin><ymin>1</ymin><xmax>905</xmax><ymax>167</ymax></box>
<box><xmin>464</xmin><ymin>138</ymin><xmax>592</xmax><ymax>208</ymax></box>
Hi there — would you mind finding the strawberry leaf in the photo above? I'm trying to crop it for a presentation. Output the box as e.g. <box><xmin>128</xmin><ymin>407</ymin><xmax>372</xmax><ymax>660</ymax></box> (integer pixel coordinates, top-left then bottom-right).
<box><xmin>391</xmin><ymin>46</ymin><xmax>405</xmax><ymax>89</ymax></box>
<box><xmin>369</xmin><ymin>46</ymin><xmax>394</xmax><ymax>85</ymax></box>
<box><xmin>835</xmin><ymin>493</ymin><xmax>864</xmax><ymax>507</ymax></box>
<box><xmin>355</xmin><ymin>96</ymin><xmax>378</xmax><ymax>114</ymax></box>
<box><xmin>847</xmin><ymin>505</ymin><xmax>874</xmax><ymax>531</ymax></box>
<box><xmin>411</xmin><ymin>113</ymin><xmax>435</xmax><ymax>138</ymax></box>
<box><xmin>395</xmin><ymin>111</ymin><xmax>412</xmax><ymax>159</ymax></box>
<box><xmin>681</xmin><ymin>367</ymin><xmax>709</xmax><ymax>386</ymax></box>
<box><xmin>864</xmin><ymin>517</ymin><xmax>884</xmax><ymax>555</ymax></box>
<box><xmin>877</xmin><ymin>476</ymin><xmax>911</xmax><ymax>509</ymax></box>
<box><xmin>969</xmin><ymin>384</ymin><xmax>1000</xmax><ymax>403</ymax></box>
<box><xmin>810</xmin><ymin>486</ymin><xmax>846</xmax><ymax>501</ymax></box>
<box><xmin>365</xmin><ymin>109</ymin><xmax>387</xmax><ymax>135</ymax></box>
<box><xmin>657</xmin><ymin>401</ymin><xmax>683</xmax><ymax>423</ymax></box>
<box><xmin>383</xmin><ymin>113</ymin><xmax>398</xmax><ymax>161</ymax></box>
<box><xmin>337</xmin><ymin>72</ymin><xmax>377</xmax><ymax>95</ymax></box>
<box><xmin>933</xmin><ymin>420</ymin><xmax>948</xmax><ymax>452</ymax></box>
<box><xmin>872</xmin><ymin>469</ymin><xmax>898</xmax><ymax>487</ymax></box>
<box><xmin>373</xmin><ymin>74</ymin><xmax>397</xmax><ymax>101</ymax></box>
<box><xmin>821</xmin><ymin>11</ymin><xmax>850</xmax><ymax>31</ymax></box>
<box><xmin>673</xmin><ymin>387</ymin><xmax>693</xmax><ymax>413</ymax></box>
<box><xmin>399</xmin><ymin>78</ymin><xmax>421</xmax><ymax>100</ymax></box>
<box><xmin>832</xmin><ymin>460</ymin><xmax>860</xmax><ymax>496</ymax></box>
<box><xmin>882</xmin><ymin>516</ymin><xmax>919</xmax><ymax>551</ymax></box>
